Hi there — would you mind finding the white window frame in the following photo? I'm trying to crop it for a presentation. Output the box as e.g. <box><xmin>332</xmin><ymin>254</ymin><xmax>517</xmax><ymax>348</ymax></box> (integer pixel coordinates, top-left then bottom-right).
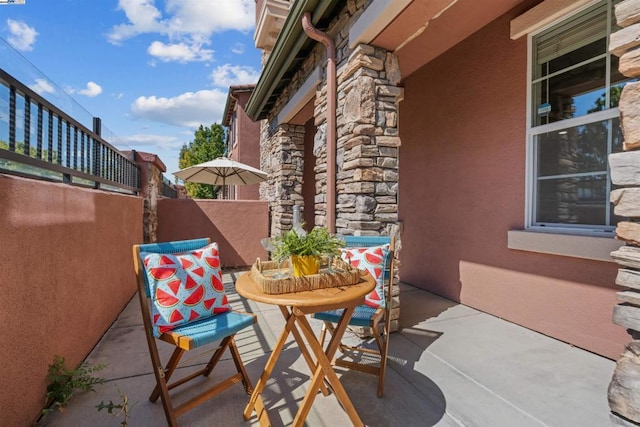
<box><xmin>524</xmin><ymin>0</ymin><xmax>619</xmax><ymax>236</ymax></box>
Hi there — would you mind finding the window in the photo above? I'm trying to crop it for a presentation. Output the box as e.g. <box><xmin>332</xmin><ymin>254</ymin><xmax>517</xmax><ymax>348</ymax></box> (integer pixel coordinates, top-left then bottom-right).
<box><xmin>528</xmin><ymin>0</ymin><xmax>630</xmax><ymax>232</ymax></box>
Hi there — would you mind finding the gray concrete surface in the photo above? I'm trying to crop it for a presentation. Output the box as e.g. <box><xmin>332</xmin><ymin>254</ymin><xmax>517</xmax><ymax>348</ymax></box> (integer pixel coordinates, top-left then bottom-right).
<box><xmin>39</xmin><ymin>271</ymin><xmax>616</xmax><ymax>426</ymax></box>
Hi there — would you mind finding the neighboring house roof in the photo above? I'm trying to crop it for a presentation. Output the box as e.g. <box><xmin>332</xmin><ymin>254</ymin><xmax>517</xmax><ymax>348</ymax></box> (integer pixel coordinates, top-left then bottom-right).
<box><xmin>222</xmin><ymin>84</ymin><xmax>256</xmax><ymax>127</ymax></box>
<box><xmin>123</xmin><ymin>150</ymin><xmax>167</xmax><ymax>172</ymax></box>
<box><xmin>245</xmin><ymin>0</ymin><xmax>343</xmax><ymax>121</ymax></box>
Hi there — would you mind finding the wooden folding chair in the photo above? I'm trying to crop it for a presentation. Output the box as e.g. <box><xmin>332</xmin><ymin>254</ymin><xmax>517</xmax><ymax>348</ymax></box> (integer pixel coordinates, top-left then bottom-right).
<box><xmin>313</xmin><ymin>235</ymin><xmax>395</xmax><ymax>398</ymax></box>
<box><xmin>133</xmin><ymin>238</ymin><xmax>266</xmax><ymax>426</ymax></box>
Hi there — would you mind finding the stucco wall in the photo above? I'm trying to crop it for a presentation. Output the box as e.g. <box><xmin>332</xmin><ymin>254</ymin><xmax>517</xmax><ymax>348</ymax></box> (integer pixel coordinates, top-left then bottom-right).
<box><xmin>398</xmin><ymin>10</ymin><xmax>626</xmax><ymax>359</ymax></box>
<box><xmin>234</xmin><ymin>91</ymin><xmax>261</xmax><ymax>200</ymax></box>
<box><xmin>0</xmin><ymin>174</ymin><xmax>142</xmax><ymax>425</ymax></box>
<box><xmin>157</xmin><ymin>199</ymin><xmax>268</xmax><ymax>267</ymax></box>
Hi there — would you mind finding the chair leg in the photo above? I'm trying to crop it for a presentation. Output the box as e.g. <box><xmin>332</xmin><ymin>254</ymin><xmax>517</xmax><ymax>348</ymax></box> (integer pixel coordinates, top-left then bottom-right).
<box><xmin>150</xmin><ymin>347</ymin><xmax>185</xmax><ymax>402</ymax></box>
<box><xmin>145</xmin><ymin>339</ymin><xmax>180</xmax><ymax>426</ymax></box>
<box><xmin>203</xmin><ymin>336</ymin><xmax>233</xmax><ymax>377</ymax></box>
<box><xmin>227</xmin><ymin>336</ymin><xmax>254</xmax><ymax>395</ymax></box>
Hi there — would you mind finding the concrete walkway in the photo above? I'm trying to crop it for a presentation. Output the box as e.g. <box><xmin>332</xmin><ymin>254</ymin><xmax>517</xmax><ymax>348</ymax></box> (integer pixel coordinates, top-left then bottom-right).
<box><xmin>40</xmin><ymin>270</ymin><xmax>616</xmax><ymax>426</ymax></box>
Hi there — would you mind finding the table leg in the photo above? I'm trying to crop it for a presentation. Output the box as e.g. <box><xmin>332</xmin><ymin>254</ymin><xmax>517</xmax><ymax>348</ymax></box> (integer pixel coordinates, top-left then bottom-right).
<box><xmin>243</xmin><ymin>309</ymin><xmax>296</xmax><ymax>421</ymax></box>
<box><xmin>292</xmin><ymin>306</ymin><xmax>363</xmax><ymax>427</ymax></box>
<box><xmin>279</xmin><ymin>306</ymin><xmax>330</xmax><ymax>397</ymax></box>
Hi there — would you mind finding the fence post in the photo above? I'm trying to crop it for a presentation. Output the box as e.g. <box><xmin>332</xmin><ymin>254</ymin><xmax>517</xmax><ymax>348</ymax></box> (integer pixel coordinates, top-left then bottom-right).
<box><xmin>93</xmin><ymin>117</ymin><xmax>101</xmax><ymax>189</ymax></box>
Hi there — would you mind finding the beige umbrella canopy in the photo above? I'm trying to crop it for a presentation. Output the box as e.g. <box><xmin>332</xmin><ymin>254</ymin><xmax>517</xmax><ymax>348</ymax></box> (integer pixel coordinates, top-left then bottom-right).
<box><xmin>173</xmin><ymin>157</ymin><xmax>268</xmax><ymax>186</ymax></box>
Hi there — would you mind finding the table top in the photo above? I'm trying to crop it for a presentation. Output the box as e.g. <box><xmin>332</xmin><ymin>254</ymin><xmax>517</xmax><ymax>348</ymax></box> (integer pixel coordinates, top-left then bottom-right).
<box><xmin>235</xmin><ymin>271</ymin><xmax>376</xmax><ymax>308</ymax></box>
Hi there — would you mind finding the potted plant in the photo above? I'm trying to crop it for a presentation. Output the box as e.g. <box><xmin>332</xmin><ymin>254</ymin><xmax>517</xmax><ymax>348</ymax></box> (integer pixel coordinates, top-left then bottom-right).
<box><xmin>273</xmin><ymin>225</ymin><xmax>344</xmax><ymax>277</ymax></box>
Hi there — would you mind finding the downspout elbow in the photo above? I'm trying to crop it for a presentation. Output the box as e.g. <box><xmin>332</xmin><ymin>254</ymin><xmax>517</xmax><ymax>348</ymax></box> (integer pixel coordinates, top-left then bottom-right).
<box><xmin>302</xmin><ymin>12</ymin><xmax>335</xmax><ymax>59</ymax></box>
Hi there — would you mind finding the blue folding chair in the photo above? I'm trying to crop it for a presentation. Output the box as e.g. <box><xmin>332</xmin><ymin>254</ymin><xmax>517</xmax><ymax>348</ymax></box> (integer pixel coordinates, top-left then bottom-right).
<box><xmin>133</xmin><ymin>238</ymin><xmax>265</xmax><ymax>426</ymax></box>
<box><xmin>314</xmin><ymin>235</ymin><xmax>395</xmax><ymax>397</ymax></box>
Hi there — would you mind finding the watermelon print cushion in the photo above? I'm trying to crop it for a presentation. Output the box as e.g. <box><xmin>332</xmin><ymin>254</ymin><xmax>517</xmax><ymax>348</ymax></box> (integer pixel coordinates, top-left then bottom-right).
<box><xmin>340</xmin><ymin>244</ymin><xmax>391</xmax><ymax>309</ymax></box>
<box><xmin>140</xmin><ymin>242</ymin><xmax>231</xmax><ymax>337</ymax></box>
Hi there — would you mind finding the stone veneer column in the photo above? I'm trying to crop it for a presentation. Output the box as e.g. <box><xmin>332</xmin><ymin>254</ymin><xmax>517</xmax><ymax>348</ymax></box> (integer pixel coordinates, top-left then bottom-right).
<box><xmin>132</xmin><ymin>152</ymin><xmax>164</xmax><ymax>243</ymax></box>
<box><xmin>607</xmin><ymin>1</ymin><xmax>640</xmax><ymax>426</ymax></box>
<box><xmin>259</xmin><ymin>123</ymin><xmax>305</xmax><ymax>237</ymax></box>
<box><xmin>313</xmin><ymin>42</ymin><xmax>403</xmax><ymax>331</ymax></box>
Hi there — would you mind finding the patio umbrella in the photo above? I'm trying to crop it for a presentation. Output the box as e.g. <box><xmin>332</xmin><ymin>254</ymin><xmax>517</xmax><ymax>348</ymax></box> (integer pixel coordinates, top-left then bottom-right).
<box><xmin>173</xmin><ymin>157</ymin><xmax>268</xmax><ymax>187</ymax></box>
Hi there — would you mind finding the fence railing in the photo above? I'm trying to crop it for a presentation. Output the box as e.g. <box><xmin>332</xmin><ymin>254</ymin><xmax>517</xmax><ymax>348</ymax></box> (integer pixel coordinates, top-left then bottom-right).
<box><xmin>0</xmin><ymin>68</ymin><xmax>140</xmax><ymax>193</ymax></box>
<box><xmin>162</xmin><ymin>176</ymin><xmax>178</xmax><ymax>198</ymax></box>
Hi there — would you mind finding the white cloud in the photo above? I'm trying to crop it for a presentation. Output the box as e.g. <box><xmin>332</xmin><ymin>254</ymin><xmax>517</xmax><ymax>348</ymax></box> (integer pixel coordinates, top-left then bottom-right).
<box><xmin>116</xmin><ymin>133</ymin><xmax>184</xmax><ymax>150</ymax></box>
<box><xmin>66</xmin><ymin>81</ymin><xmax>103</xmax><ymax>97</ymax></box>
<box><xmin>29</xmin><ymin>78</ymin><xmax>55</xmax><ymax>95</ymax></box>
<box><xmin>78</xmin><ymin>81</ymin><xmax>103</xmax><ymax>97</ymax></box>
<box><xmin>147</xmin><ymin>40</ymin><xmax>213</xmax><ymax>63</ymax></box>
<box><xmin>164</xmin><ymin>0</ymin><xmax>254</xmax><ymax>36</ymax></box>
<box><xmin>7</xmin><ymin>19</ymin><xmax>38</xmax><ymax>51</ymax></box>
<box><xmin>210</xmin><ymin>64</ymin><xmax>259</xmax><ymax>87</ymax></box>
<box><xmin>107</xmin><ymin>0</ymin><xmax>254</xmax><ymax>62</ymax></box>
<box><xmin>107</xmin><ymin>0</ymin><xmax>165</xmax><ymax>45</ymax></box>
<box><xmin>130</xmin><ymin>89</ymin><xmax>228</xmax><ymax>128</ymax></box>
<box><xmin>231</xmin><ymin>43</ymin><xmax>245</xmax><ymax>54</ymax></box>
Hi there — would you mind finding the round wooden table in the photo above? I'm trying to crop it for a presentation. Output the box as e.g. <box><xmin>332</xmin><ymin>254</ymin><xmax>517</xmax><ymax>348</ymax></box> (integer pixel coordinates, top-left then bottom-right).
<box><xmin>236</xmin><ymin>271</ymin><xmax>375</xmax><ymax>427</ymax></box>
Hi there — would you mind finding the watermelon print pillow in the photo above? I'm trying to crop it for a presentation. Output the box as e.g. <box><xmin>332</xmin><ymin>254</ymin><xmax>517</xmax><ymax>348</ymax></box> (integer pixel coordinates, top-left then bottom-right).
<box><xmin>140</xmin><ymin>242</ymin><xmax>230</xmax><ymax>337</ymax></box>
<box><xmin>340</xmin><ymin>244</ymin><xmax>391</xmax><ymax>309</ymax></box>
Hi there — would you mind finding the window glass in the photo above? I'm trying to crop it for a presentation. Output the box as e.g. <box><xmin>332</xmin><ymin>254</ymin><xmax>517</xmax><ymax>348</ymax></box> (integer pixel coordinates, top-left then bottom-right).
<box><xmin>528</xmin><ymin>0</ymin><xmax>626</xmax><ymax>231</ymax></box>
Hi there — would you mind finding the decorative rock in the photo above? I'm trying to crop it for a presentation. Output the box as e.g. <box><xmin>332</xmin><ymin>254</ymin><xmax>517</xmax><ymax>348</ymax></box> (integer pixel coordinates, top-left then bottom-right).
<box><xmin>385</xmin><ymin>53</ymin><xmax>401</xmax><ymax>85</ymax></box>
<box><xmin>353</xmin><ymin>124</ymin><xmax>377</xmax><ymax>135</ymax></box>
<box><xmin>612</xmin><ymin>188</ymin><xmax>640</xmax><ymax>217</ymax></box>
<box><xmin>377</xmin><ymin>136</ymin><xmax>401</xmax><ymax>147</ymax></box>
<box><xmin>617</xmin><ymin>268</ymin><xmax>640</xmax><ymax>290</ymax></box>
<box><xmin>620</xmin><ymin>47</ymin><xmax>640</xmax><ymax>78</ymax></box>
<box><xmin>342</xmin><ymin>135</ymin><xmax>371</xmax><ymax>149</ymax></box>
<box><xmin>610</xmin><ymin>150</ymin><xmax>640</xmax><ymax>185</ymax></box>
<box><xmin>617</xmin><ymin>0</ymin><xmax>640</xmax><ymax>27</ymax></box>
<box><xmin>354</xmin><ymin>168</ymin><xmax>384</xmax><ymax>182</ymax></box>
<box><xmin>617</xmin><ymin>222</ymin><xmax>640</xmax><ymax>245</ymax></box>
<box><xmin>375</xmin><ymin>212</ymin><xmax>398</xmax><ymax>222</ymax></box>
<box><xmin>355</xmin><ymin>195</ymin><xmax>377</xmax><ymax>213</ymax></box>
<box><xmin>344</xmin><ymin>182</ymin><xmax>376</xmax><ymax>193</ymax></box>
<box><xmin>612</xmin><ymin>246</ymin><xmax>640</xmax><ymax>269</ymax></box>
<box><xmin>377</xmin><ymin>85</ymin><xmax>404</xmax><ymax>98</ymax></box>
<box><xmin>610</xmin><ymin>23</ymin><xmax>640</xmax><ymax>57</ymax></box>
<box><xmin>342</xmin><ymin>158</ymin><xmax>375</xmax><ymax>171</ymax></box>
<box><xmin>619</xmin><ymin>82</ymin><xmax>640</xmax><ymax>150</ymax></box>
<box><xmin>609</xmin><ymin>341</ymin><xmax>640</xmax><ymax>420</ymax></box>
<box><xmin>618</xmin><ymin>290</ymin><xmax>640</xmax><ymax>306</ymax></box>
<box><xmin>613</xmin><ymin>303</ymin><xmax>640</xmax><ymax>330</ymax></box>
<box><xmin>343</xmin><ymin>76</ymin><xmax>376</xmax><ymax>124</ymax></box>
<box><xmin>375</xmin><ymin>204</ymin><xmax>398</xmax><ymax>213</ymax></box>
<box><xmin>378</xmin><ymin>157</ymin><xmax>398</xmax><ymax>168</ymax></box>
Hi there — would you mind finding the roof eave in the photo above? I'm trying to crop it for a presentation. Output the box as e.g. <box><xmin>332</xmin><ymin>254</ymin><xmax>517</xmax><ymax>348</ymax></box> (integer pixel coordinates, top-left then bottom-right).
<box><xmin>246</xmin><ymin>0</ymin><xmax>341</xmax><ymax>121</ymax></box>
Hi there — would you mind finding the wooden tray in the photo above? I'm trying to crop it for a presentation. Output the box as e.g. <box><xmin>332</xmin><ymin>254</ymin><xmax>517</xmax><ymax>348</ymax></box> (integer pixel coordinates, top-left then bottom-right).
<box><xmin>251</xmin><ymin>257</ymin><xmax>360</xmax><ymax>294</ymax></box>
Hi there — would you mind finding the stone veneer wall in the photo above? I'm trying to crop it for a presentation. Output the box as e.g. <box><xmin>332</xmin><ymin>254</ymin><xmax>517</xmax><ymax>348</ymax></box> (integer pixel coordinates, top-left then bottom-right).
<box><xmin>260</xmin><ymin>123</ymin><xmax>306</xmax><ymax>237</ymax></box>
<box><xmin>259</xmin><ymin>0</ymin><xmax>402</xmax><ymax>330</ymax></box>
<box><xmin>608</xmin><ymin>1</ymin><xmax>640</xmax><ymax>425</ymax></box>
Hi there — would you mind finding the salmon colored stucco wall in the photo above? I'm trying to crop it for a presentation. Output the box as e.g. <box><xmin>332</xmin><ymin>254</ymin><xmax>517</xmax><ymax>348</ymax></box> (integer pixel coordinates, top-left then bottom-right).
<box><xmin>157</xmin><ymin>199</ymin><xmax>268</xmax><ymax>267</ymax></box>
<box><xmin>229</xmin><ymin>91</ymin><xmax>261</xmax><ymax>200</ymax></box>
<box><xmin>398</xmin><ymin>9</ymin><xmax>626</xmax><ymax>359</ymax></box>
<box><xmin>0</xmin><ymin>174</ymin><xmax>142</xmax><ymax>426</ymax></box>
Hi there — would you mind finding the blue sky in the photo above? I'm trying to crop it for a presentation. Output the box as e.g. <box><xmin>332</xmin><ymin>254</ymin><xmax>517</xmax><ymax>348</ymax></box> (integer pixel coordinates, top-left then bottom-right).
<box><xmin>0</xmin><ymin>0</ymin><xmax>261</xmax><ymax>179</ymax></box>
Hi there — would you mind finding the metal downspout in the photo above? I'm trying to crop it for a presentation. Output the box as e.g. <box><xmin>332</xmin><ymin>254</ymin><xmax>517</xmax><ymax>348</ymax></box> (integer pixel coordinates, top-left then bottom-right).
<box><xmin>301</xmin><ymin>12</ymin><xmax>336</xmax><ymax>234</ymax></box>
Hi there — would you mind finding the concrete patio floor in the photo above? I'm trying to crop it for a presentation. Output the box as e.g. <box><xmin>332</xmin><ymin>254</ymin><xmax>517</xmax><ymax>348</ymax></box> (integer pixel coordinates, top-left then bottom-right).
<box><xmin>39</xmin><ymin>270</ymin><xmax>616</xmax><ymax>426</ymax></box>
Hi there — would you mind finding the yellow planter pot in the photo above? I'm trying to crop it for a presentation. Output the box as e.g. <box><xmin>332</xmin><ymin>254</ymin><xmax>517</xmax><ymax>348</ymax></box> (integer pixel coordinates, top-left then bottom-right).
<box><xmin>290</xmin><ymin>255</ymin><xmax>321</xmax><ymax>277</ymax></box>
